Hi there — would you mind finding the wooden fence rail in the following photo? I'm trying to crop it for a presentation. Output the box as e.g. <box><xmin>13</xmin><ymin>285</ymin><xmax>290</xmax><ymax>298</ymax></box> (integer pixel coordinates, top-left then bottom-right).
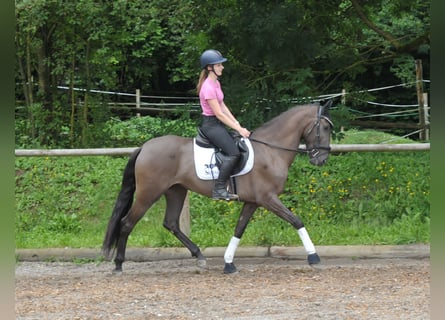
<box><xmin>15</xmin><ymin>143</ymin><xmax>430</xmax><ymax>236</ymax></box>
<box><xmin>14</xmin><ymin>143</ymin><xmax>430</xmax><ymax>157</ymax></box>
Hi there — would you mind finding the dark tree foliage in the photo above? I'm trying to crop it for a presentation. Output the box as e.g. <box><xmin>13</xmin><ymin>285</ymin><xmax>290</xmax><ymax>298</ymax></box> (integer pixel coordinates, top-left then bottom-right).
<box><xmin>15</xmin><ymin>0</ymin><xmax>430</xmax><ymax>147</ymax></box>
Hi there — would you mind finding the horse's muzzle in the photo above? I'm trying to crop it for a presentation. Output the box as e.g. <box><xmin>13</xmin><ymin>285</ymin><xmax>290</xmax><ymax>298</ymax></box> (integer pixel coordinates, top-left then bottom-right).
<box><xmin>308</xmin><ymin>146</ymin><xmax>330</xmax><ymax>166</ymax></box>
<box><xmin>310</xmin><ymin>157</ymin><xmax>327</xmax><ymax>166</ymax></box>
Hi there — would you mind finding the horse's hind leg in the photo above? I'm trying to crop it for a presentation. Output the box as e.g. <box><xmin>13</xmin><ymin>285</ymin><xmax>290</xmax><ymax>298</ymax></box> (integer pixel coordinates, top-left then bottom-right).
<box><xmin>163</xmin><ymin>185</ymin><xmax>206</xmax><ymax>267</ymax></box>
<box><xmin>114</xmin><ymin>195</ymin><xmax>161</xmax><ymax>273</ymax></box>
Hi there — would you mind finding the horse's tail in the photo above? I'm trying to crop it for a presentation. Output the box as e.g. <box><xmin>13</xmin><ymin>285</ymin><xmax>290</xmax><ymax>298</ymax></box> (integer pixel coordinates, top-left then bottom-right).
<box><xmin>102</xmin><ymin>147</ymin><xmax>142</xmax><ymax>258</ymax></box>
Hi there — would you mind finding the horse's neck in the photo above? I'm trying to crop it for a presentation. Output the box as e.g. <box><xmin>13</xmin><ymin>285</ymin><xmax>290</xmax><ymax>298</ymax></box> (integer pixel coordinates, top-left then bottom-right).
<box><xmin>255</xmin><ymin>107</ymin><xmax>310</xmax><ymax>148</ymax></box>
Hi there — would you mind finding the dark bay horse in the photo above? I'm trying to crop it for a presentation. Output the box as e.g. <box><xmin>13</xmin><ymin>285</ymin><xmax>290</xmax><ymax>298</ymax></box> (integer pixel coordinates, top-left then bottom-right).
<box><xmin>103</xmin><ymin>100</ymin><xmax>334</xmax><ymax>274</ymax></box>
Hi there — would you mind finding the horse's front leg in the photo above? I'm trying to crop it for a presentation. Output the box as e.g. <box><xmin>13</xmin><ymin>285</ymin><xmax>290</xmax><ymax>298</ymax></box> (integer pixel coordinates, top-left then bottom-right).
<box><xmin>223</xmin><ymin>202</ymin><xmax>258</xmax><ymax>274</ymax></box>
<box><xmin>263</xmin><ymin>195</ymin><xmax>321</xmax><ymax>265</ymax></box>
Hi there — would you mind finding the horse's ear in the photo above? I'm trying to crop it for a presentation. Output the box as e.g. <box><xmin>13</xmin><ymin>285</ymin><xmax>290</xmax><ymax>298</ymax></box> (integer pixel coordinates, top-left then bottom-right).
<box><xmin>323</xmin><ymin>99</ymin><xmax>333</xmax><ymax>110</ymax></box>
<box><xmin>321</xmin><ymin>99</ymin><xmax>333</xmax><ymax>116</ymax></box>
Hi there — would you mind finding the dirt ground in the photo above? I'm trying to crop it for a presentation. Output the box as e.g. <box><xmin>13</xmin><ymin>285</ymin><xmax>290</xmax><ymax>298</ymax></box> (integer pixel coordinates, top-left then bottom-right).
<box><xmin>15</xmin><ymin>256</ymin><xmax>429</xmax><ymax>320</ymax></box>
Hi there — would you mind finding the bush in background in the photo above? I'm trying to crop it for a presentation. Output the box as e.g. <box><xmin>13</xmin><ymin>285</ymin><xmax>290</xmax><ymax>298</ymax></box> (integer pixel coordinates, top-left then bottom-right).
<box><xmin>15</xmin><ymin>129</ymin><xmax>429</xmax><ymax>248</ymax></box>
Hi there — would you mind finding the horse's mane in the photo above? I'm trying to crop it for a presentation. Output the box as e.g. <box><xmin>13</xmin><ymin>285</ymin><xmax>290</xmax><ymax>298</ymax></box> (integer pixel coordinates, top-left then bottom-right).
<box><xmin>254</xmin><ymin>103</ymin><xmax>318</xmax><ymax>133</ymax></box>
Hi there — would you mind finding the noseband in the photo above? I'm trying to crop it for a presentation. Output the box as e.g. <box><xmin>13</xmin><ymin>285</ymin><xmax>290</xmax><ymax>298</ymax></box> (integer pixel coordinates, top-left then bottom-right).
<box><xmin>250</xmin><ymin>105</ymin><xmax>333</xmax><ymax>156</ymax></box>
<box><xmin>304</xmin><ymin>106</ymin><xmax>333</xmax><ymax>157</ymax></box>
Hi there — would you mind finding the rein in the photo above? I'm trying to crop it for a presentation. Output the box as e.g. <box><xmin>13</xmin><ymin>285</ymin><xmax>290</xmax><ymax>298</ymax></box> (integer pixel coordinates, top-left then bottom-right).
<box><xmin>249</xmin><ymin>137</ymin><xmax>308</xmax><ymax>153</ymax></box>
<box><xmin>249</xmin><ymin>105</ymin><xmax>333</xmax><ymax>155</ymax></box>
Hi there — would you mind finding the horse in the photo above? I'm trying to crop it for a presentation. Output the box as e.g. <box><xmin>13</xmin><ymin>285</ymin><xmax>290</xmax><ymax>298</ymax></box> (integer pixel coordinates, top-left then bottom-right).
<box><xmin>103</xmin><ymin>100</ymin><xmax>334</xmax><ymax>274</ymax></box>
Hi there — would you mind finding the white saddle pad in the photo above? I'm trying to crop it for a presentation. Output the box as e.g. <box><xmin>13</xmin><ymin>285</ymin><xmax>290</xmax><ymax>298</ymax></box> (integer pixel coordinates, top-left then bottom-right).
<box><xmin>193</xmin><ymin>138</ymin><xmax>254</xmax><ymax>180</ymax></box>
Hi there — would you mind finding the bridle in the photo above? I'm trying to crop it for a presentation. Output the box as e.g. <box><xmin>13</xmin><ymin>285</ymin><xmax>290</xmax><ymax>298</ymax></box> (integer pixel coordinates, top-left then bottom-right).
<box><xmin>249</xmin><ymin>105</ymin><xmax>334</xmax><ymax>156</ymax></box>
<box><xmin>304</xmin><ymin>106</ymin><xmax>334</xmax><ymax>157</ymax></box>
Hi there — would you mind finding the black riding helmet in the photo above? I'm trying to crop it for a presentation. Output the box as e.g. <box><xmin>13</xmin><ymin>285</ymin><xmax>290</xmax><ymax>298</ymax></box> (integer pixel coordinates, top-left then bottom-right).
<box><xmin>200</xmin><ymin>49</ymin><xmax>227</xmax><ymax>69</ymax></box>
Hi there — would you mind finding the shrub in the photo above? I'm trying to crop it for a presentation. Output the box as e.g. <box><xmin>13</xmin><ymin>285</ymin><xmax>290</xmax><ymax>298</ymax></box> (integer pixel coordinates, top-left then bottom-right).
<box><xmin>104</xmin><ymin>114</ymin><xmax>198</xmax><ymax>147</ymax></box>
<box><xmin>15</xmin><ymin>128</ymin><xmax>430</xmax><ymax>248</ymax></box>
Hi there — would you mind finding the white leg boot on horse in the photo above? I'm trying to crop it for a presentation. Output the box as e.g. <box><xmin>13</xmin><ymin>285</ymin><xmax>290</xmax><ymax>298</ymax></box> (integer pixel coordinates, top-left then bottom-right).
<box><xmin>212</xmin><ymin>155</ymin><xmax>240</xmax><ymax>201</ymax></box>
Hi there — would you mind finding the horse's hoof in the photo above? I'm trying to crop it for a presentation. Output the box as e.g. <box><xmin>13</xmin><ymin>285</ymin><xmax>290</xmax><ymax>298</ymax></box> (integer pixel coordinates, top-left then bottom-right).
<box><xmin>111</xmin><ymin>268</ymin><xmax>123</xmax><ymax>275</ymax></box>
<box><xmin>308</xmin><ymin>253</ymin><xmax>321</xmax><ymax>265</ymax></box>
<box><xmin>223</xmin><ymin>262</ymin><xmax>238</xmax><ymax>274</ymax></box>
<box><xmin>197</xmin><ymin>258</ymin><xmax>207</xmax><ymax>268</ymax></box>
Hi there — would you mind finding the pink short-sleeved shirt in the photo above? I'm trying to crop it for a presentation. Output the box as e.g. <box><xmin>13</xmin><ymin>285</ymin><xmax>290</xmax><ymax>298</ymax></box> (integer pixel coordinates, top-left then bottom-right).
<box><xmin>199</xmin><ymin>77</ymin><xmax>224</xmax><ymax>116</ymax></box>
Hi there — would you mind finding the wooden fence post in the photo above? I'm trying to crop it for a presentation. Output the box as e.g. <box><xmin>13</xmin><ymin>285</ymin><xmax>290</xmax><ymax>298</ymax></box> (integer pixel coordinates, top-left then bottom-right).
<box><xmin>341</xmin><ymin>88</ymin><xmax>346</xmax><ymax>132</ymax></box>
<box><xmin>136</xmin><ymin>89</ymin><xmax>141</xmax><ymax>117</ymax></box>
<box><xmin>415</xmin><ymin>59</ymin><xmax>426</xmax><ymax>141</ymax></box>
<box><xmin>341</xmin><ymin>88</ymin><xmax>346</xmax><ymax>105</ymax></box>
<box><xmin>423</xmin><ymin>92</ymin><xmax>429</xmax><ymax>141</ymax></box>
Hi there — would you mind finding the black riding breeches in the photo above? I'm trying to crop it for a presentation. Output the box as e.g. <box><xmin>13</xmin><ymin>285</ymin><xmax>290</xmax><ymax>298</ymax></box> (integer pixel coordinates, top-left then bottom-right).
<box><xmin>200</xmin><ymin>116</ymin><xmax>240</xmax><ymax>156</ymax></box>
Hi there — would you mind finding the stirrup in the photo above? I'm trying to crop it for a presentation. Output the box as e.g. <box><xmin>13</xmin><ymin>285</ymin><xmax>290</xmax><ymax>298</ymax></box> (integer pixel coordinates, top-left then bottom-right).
<box><xmin>212</xmin><ymin>189</ymin><xmax>239</xmax><ymax>201</ymax></box>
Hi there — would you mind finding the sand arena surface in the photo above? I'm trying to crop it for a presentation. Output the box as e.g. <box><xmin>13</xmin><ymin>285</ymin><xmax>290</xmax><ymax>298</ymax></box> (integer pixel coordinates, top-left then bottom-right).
<box><xmin>15</xmin><ymin>256</ymin><xmax>429</xmax><ymax>319</ymax></box>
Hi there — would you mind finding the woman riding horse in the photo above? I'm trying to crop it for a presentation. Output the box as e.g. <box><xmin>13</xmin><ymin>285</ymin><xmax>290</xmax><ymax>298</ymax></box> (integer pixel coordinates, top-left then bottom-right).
<box><xmin>197</xmin><ymin>49</ymin><xmax>251</xmax><ymax>200</ymax></box>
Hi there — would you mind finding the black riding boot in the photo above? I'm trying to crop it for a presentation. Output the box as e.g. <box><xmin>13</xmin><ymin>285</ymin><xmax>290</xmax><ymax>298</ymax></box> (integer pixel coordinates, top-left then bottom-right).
<box><xmin>212</xmin><ymin>155</ymin><xmax>240</xmax><ymax>200</ymax></box>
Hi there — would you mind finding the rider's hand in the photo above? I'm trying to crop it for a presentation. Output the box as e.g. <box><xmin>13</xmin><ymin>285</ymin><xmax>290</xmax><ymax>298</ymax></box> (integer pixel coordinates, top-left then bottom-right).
<box><xmin>238</xmin><ymin>127</ymin><xmax>250</xmax><ymax>138</ymax></box>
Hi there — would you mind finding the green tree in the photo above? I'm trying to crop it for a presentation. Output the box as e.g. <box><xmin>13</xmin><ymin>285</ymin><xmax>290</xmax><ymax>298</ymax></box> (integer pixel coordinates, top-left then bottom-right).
<box><xmin>15</xmin><ymin>0</ymin><xmax>430</xmax><ymax>147</ymax></box>
<box><xmin>15</xmin><ymin>0</ymin><xmax>181</xmax><ymax>147</ymax></box>
<box><xmin>167</xmin><ymin>0</ymin><xmax>429</xmax><ymax>126</ymax></box>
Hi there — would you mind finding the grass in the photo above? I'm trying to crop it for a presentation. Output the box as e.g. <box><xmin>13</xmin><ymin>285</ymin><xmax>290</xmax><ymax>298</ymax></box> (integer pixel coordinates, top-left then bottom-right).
<box><xmin>15</xmin><ymin>129</ymin><xmax>430</xmax><ymax>249</ymax></box>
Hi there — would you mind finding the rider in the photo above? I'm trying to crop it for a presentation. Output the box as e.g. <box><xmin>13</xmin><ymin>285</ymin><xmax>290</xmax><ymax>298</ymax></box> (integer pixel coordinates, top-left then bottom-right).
<box><xmin>197</xmin><ymin>49</ymin><xmax>251</xmax><ymax>200</ymax></box>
